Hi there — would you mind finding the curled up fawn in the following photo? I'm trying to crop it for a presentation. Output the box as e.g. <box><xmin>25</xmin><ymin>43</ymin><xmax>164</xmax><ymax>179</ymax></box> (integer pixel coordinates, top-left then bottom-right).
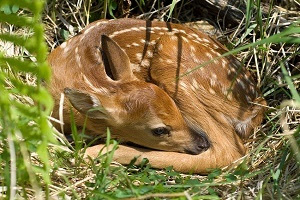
<box><xmin>48</xmin><ymin>18</ymin><xmax>266</xmax><ymax>174</ymax></box>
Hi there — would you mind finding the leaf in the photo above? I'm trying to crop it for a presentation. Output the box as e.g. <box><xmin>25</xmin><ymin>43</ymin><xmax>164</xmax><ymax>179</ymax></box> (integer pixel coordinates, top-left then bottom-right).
<box><xmin>208</xmin><ymin>168</ymin><xmax>222</xmax><ymax>180</ymax></box>
<box><xmin>225</xmin><ymin>174</ymin><xmax>237</xmax><ymax>182</ymax></box>
<box><xmin>185</xmin><ymin>179</ymin><xmax>201</xmax><ymax>185</ymax></box>
<box><xmin>139</xmin><ymin>186</ymin><xmax>153</xmax><ymax>194</ymax></box>
<box><xmin>1</xmin><ymin>5</ymin><xmax>12</xmax><ymax>14</ymax></box>
<box><xmin>234</xmin><ymin>161</ymin><xmax>249</xmax><ymax>176</ymax></box>
<box><xmin>207</xmin><ymin>187</ymin><xmax>217</xmax><ymax>195</ymax></box>
<box><xmin>60</xmin><ymin>29</ymin><xmax>69</xmax><ymax>40</ymax></box>
<box><xmin>140</xmin><ymin>158</ymin><xmax>149</xmax><ymax>168</ymax></box>
<box><xmin>108</xmin><ymin>0</ymin><xmax>117</xmax><ymax>18</ymax></box>
<box><xmin>0</xmin><ymin>13</ymin><xmax>34</xmax><ymax>27</ymax></box>
<box><xmin>280</xmin><ymin>62</ymin><xmax>300</xmax><ymax>102</ymax></box>
<box><xmin>36</xmin><ymin>140</ymin><xmax>51</xmax><ymax>183</ymax></box>
<box><xmin>167</xmin><ymin>0</ymin><xmax>178</xmax><ymax>20</ymax></box>
<box><xmin>11</xmin><ymin>5</ymin><xmax>19</xmax><ymax>13</ymax></box>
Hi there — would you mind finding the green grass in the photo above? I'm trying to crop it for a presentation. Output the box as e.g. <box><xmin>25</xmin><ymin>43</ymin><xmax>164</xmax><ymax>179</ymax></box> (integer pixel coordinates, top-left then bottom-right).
<box><xmin>0</xmin><ymin>0</ymin><xmax>299</xmax><ymax>199</ymax></box>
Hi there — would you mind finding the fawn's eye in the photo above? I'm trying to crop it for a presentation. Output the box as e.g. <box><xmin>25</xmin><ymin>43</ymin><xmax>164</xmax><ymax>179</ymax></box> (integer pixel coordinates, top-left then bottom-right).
<box><xmin>151</xmin><ymin>127</ymin><xmax>170</xmax><ymax>136</ymax></box>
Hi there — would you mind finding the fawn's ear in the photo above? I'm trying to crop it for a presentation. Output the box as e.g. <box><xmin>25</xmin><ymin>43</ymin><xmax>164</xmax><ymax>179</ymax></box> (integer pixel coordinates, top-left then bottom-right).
<box><xmin>64</xmin><ymin>88</ymin><xmax>108</xmax><ymax>119</ymax></box>
<box><xmin>101</xmin><ymin>35</ymin><xmax>135</xmax><ymax>82</ymax></box>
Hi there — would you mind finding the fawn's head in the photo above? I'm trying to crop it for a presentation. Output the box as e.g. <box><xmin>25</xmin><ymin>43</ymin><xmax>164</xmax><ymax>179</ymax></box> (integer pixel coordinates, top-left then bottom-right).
<box><xmin>64</xmin><ymin>35</ymin><xmax>210</xmax><ymax>154</ymax></box>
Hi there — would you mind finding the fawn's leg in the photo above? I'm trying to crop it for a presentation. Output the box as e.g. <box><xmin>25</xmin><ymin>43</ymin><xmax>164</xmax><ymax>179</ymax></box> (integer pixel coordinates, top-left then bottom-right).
<box><xmin>85</xmin><ymin>141</ymin><xmax>244</xmax><ymax>174</ymax></box>
<box><xmin>85</xmin><ymin>122</ymin><xmax>245</xmax><ymax>174</ymax></box>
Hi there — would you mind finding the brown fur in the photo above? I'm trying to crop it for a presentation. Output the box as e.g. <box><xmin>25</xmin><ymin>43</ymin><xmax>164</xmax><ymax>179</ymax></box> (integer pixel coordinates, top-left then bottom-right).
<box><xmin>48</xmin><ymin>18</ymin><xmax>266</xmax><ymax>173</ymax></box>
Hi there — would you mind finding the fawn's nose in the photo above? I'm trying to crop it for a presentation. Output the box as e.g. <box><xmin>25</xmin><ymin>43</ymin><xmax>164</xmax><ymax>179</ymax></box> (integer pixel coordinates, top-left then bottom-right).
<box><xmin>184</xmin><ymin>130</ymin><xmax>210</xmax><ymax>155</ymax></box>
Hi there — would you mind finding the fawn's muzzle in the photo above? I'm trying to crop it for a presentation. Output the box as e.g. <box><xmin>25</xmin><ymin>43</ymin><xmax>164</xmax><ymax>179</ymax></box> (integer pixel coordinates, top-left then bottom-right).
<box><xmin>184</xmin><ymin>130</ymin><xmax>210</xmax><ymax>155</ymax></box>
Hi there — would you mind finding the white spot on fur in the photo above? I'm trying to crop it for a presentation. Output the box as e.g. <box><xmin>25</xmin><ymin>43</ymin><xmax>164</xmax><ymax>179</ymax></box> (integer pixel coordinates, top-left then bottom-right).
<box><xmin>75</xmin><ymin>47</ymin><xmax>82</xmax><ymax>68</ymax></box>
<box><xmin>158</xmin><ymin>44</ymin><xmax>163</xmax><ymax>50</ymax></box>
<box><xmin>182</xmin><ymin>36</ymin><xmax>189</xmax><ymax>43</ymax></box>
<box><xmin>153</xmin><ymin>27</ymin><xmax>162</xmax><ymax>30</ymax></box>
<box><xmin>227</xmin><ymin>93</ymin><xmax>233</xmax><ymax>100</ymax></box>
<box><xmin>193</xmin><ymin>57</ymin><xmax>201</xmax><ymax>63</ymax></box>
<box><xmin>191</xmin><ymin>33</ymin><xmax>199</xmax><ymax>39</ymax></box>
<box><xmin>221</xmin><ymin>59</ymin><xmax>227</xmax><ymax>68</ymax></box>
<box><xmin>131</xmin><ymin>27</ymin><xmax>140</xmax><ymax>31</ymax></box>
<box><xmin>146</xmin><ymin>51</ymin><xmax>153</xmax><ymax>58</ymax></box>
<box><xmin>61</xmin><ymin>41</ymin><xmax>71</xmax><ymax>54</ymax></box>
<box><xmin>132</xmin><ymin>42</ymin><xmax>140</xmax><ymax>47</ymax></box>
<box><xmin>166</xmin><ymin>59</ymin><xmax>173</xmax><ymax>64</ymax></box>
<box><xmin>211</xmin><ymin>49</ymin><xmax>221</xmax><ymax>57</ymax></box>
<box><xmin>192</xmin><ymin>78</ymin><xmax>199</xmax><ymax>89</ymax></box>
<box><xmin>191</xmin><ymin>51</ymin><xmax>196</xmax><ymax>58</ymax></box>
<box><xmin>140</xmin><ymin>39</ymin><xmax>157</xmax><ymax>46</ymax></box>
<box><xmin>60</xmin><ymin>42</ymin><xmax>67</xmax><ymax>49</ymax></box>
<box><xmin>222</xmin><ymin>86</ymin><xmax>228</xmax><ymax>96</ymax></box>
<box><xmin>230</xmin><ymin>67</ymin><xmax>236</xmax><ymax>74</ymax></box>
<box><xmin>191</xmin><ymin>33</ymin><xmax>203</xmax><ymax>42</ymax></box>
<box><xmin>205</xmin><ymin>52</ymin><xmax>213</xmax><ymax>59</ymax></box>
<box><xmin>96</xmin><ymin>21</ymin><xmax>108</xmax><ymax>26</ymax></box>
<box><xmin>150</xmin><ymin>40</ymin><xmax>157</xmax><ymax>45</ymax></box>
<box><xmin>190</xmin><ymin>45</ymin><xmax>196</xmax><ymax>52</ymax></box>
<box><xmin>110</xmin><ymin>27</ymin><xmax>145</xmax><ymax>38</ymax></box>
<box><xmin>84</xmin><ymin>25</ymin><xmax>96</xmax><ymax>35</ymax></box>
<box><xmin>211</xmin><ymin>73</ymin><xmax>217</xmax><ymax>80</ymax></box>
<box><xmin>180</xmin><ymin>81</ymin><xmax>188</xmax><ymax>89</ymax></box>
<box><xmin>203</xmin><ymin>38</ymin><xmax>210</xmax><ymax>43</ymax></box>
<box><xmin>141</xmin><ymin>59</ymin><xmax>150</xmax><ymax>67</ymax></box>
<box><xmin>209</xmin><ymin>88</ymin><xmax>216</xmax><ymax>94</ymax></box>
<box><xmin>130</xmin><ymin>63</ymin><xmax>141</xmax><ymax>72</ymax></box>
<box><xmin>191</xmin><ymin>51</ymin><xmax>201</xmax><ymax>63</ymax></box>
<box><xmin>136</xmin><ymin>53</ymin><xmax>143</xmax><ymax>61</ymax></box>
<box><xmin>171</xmin><ymin>35</ymin><xmax>178</xmax><ymax>40</ymax></box>
<box><xmin>213</xmin><ymin>44</ymin><xmax>219</xmax><ymax>49</ymax></box>
<box><xmin>199</xmin><ymin>84</ymin><xmax>205</xmax><ymax>90</ymax></box>
<box><xmin>210</xmin><ymin>79</ymin><xmax>216</xmax><ymax>86</ymax></box>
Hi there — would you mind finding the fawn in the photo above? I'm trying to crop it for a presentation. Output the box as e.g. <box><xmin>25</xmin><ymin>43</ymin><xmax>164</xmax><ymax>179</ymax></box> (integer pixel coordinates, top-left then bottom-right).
<box><xmin>48</xmin><ymin>18</ymin><xmax>266</xmax><ymax>173</ymax></box>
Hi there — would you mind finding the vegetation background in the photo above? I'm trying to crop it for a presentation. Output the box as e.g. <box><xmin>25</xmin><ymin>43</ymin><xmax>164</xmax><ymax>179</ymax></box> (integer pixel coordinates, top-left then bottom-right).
<box><xmin>0</xmin><ymin>0</ymin><xmax>299</xmax><ymax>199</ymax></box>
